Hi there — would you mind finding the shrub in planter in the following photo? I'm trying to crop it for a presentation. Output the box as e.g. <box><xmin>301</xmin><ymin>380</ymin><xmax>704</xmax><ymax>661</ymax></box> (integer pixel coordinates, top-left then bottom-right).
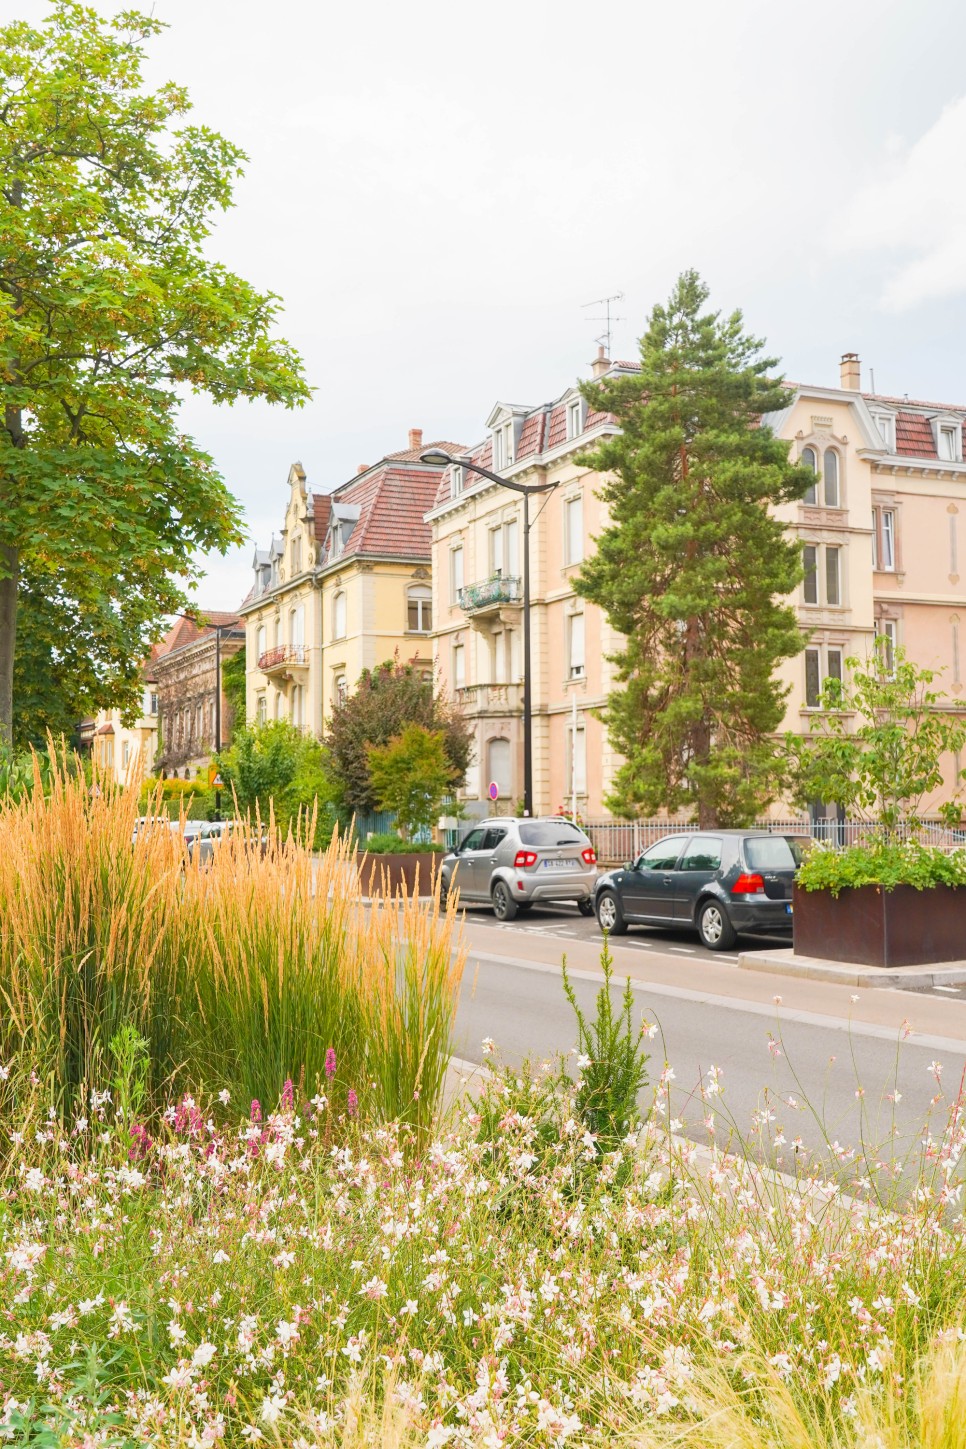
<box><xmin>787</xmin><ymin>644</ymin><xmax>966</xmax><ymax>965</ymax></box>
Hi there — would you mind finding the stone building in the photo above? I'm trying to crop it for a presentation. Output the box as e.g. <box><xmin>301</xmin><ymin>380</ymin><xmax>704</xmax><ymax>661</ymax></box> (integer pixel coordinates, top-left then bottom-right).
<box><xmin>152</xmin><ymin>612</ymin><xmax>245</xmax><ymax>779</ymax></box>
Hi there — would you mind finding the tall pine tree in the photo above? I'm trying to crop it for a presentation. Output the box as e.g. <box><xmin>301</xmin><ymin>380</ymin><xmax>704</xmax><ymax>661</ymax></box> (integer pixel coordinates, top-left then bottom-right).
<box><xmin>576</xmin><ymin>271</ymin><xmax>811</xmax><ymax>827</ymax></box>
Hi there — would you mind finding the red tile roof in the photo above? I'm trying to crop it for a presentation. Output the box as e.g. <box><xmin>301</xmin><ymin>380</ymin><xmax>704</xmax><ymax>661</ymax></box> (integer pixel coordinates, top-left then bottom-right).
<box><xmin>895</xmin><ymin>413</ymin><xmax>938</xmax><ymax>458</ymax></box>
<box><xmin>313</xmin><ymin>493</ymin><xmax>331</xmax><ymax>544</ymax></box>
<box><xmin>315</xmin><ymin>449</ymin><xmax>464</xmax><ymax>566</ymax></box>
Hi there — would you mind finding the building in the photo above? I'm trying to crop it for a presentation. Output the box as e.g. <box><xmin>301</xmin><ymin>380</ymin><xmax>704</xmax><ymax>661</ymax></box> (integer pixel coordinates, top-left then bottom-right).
<box><xmin>427</xmin><ymin>349</ymin><xmax>966</xmax><ymax>823</ymax></box>
<box><xmin>152</xmin><ymin>612</ymin><xmax>245</xmax><ymax>778</ymax></box>
<box><xmin>241</xmin><ymin>433</ymin><xmax>462</xmax><ymax>733</ymax></box>
<box><xmin>90</xmin><ymin>679</ymin><xmax>160</xmax><ymax>786</ymax></box>
<box><xmin>426</xmin><ymin>349</ymin><xmax>630</xmax><ymax>820</ymax></box>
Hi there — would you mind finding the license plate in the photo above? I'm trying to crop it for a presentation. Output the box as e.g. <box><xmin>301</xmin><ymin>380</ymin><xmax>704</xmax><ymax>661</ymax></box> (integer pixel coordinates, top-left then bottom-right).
<box><xmin>543</xmin><ymin>858</ymin><xmax>578</xmax><ymax>870</ymax></box>
<box><xmin>786</xmin><ymin>902</ymin><xmax>793</xmax><ymax>915</ymax></box>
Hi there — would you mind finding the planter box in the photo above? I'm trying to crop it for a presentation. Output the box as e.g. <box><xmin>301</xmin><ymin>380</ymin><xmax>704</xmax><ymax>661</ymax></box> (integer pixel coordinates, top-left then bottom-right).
<box><xmin>354</xmin><ymin>851</ymin><xmax>440</xmax><ymax>898</ymax></box>
<box><xmin>793</xmin><ymin>882</ymin><xmax>966</xmax><ymax>967</ymax></box>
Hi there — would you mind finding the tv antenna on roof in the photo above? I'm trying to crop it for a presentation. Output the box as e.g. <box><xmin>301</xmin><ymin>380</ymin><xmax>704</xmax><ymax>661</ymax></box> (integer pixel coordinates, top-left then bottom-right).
<box><xmin>581</xmin><ymin>292</ymin><xmax>625</xmax><ymax>357</ymax></box>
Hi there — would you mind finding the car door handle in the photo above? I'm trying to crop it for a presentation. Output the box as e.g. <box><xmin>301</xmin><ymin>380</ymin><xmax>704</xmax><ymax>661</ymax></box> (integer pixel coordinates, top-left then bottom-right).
<box><xmin>662</xmin><ymin>875</ymin><xmax>674</xmax><ymax>885</ymax></box>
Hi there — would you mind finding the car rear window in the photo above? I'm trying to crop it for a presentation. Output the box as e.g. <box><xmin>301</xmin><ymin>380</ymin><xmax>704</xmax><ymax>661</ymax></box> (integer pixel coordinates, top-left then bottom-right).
<box><xmin>518</xmin><ymin>822</ymin><xmax>588</xmax><ymax>847</ymax></box>
<box><xmin>744</xmin><ymin>836</ymin><xmax>808</xmax><ymax>870</ymax></box>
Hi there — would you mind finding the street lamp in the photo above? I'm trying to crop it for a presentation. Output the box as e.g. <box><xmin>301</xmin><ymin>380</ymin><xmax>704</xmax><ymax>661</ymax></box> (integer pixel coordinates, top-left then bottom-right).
<box><xmin>421</xmin><ymin>448</ymin><xmax>558</xmax><ymax>818</ymax></box>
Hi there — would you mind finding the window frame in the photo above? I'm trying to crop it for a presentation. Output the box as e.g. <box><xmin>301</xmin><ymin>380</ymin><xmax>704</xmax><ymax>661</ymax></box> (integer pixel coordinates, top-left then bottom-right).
<box><xmin>450</xmin><ymin>545</ymin><xmax>464</xmax><ymax>604</ymax></box>
<box><xmin>407</xmin><ymin>585</ymin><xmax>432</xmax><ymax>634</ymax></box>
<box><xmin>452</xmin><ymin>642</ymin><xmax>465</xmax><ymax>691</ymax></box>
<box><xmin>568</xmin><ymin>611</ymin><xmax>586</xmax><ymax>680</ymax></box>
<box><xmin>804</xmin><ymin>645</ymin><xmax>845</xmax><ymax>709</ymax></box>
<box><xmin>332</xmin><ymin>590</ymin><xmax>347</xmax><ymax>641</ymax></box>
<box><xmin>823</xmin><ymin>449</ymin><xmax>840</xmax><ymax>508</ymax></box>
<box><xmin>801</xmin><ymin>445</ymin><xmax>819</xmax><ymax>505</ymax></box>
<box><xmin>564</xmin><ymin>493</ymin><xmax>584</xmax><ymax>566</ymax></box>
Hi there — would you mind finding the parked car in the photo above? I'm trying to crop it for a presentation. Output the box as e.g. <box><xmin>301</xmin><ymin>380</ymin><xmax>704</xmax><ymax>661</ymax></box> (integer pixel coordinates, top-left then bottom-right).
<box><xmin>439</xmin><ymin>817</ymin><xmax>599</xmax><ymax>920</ymax></box>
<box><xmin>593</xmin><ymin>830</ymin><xmax>809</xmax><ymax>950</ymax></box>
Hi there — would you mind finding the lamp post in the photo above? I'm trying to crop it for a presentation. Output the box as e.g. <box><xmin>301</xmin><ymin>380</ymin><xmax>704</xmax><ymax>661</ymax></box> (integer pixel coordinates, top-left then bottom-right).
<box><xmin>421</xmin><ymin>448</ymin><xmax>558</xmax><ymax>819</ymax></box>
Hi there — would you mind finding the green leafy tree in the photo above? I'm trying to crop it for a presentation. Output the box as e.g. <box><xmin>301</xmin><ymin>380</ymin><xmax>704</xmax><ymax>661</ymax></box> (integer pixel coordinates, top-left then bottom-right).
<box><xmin>325</xmin><ymin>658</ymin><xmax>471</xmax><ymax>817</ymax></box>
<box><xmin>220</xmin><ymin>649</ymin><xmax>247</xmax><ymax>745</ymax></box>
<box><xmin>787</xmin><ymin>641</ymin><xmax>966</xmax><ymax>840</ymax></box>
<box><xmin>0</xmin><ymin>3</ymin><xmax>311</xmax><ymax>743</ymax></box>
<box><xmin>367</xmin><ymin>724</ymin><xmax>459</xmax><ymax>840</ymax></box>
<box><xmin>576</xmin><ymin>270</ymin><xmax>812</xmax><ymax>827</ymax></box>
<box><xmin>215</xmin><ymin>720</ymin><xmax>336</xmax><ymax>843</ymax></box>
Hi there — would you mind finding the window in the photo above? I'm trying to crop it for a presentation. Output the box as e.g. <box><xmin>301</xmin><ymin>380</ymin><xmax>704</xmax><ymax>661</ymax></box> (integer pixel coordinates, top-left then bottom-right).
<box><xmin>493</xmin><ymin>421</ymin><xmax>513</xmax><ymax>470</ymax></box>
<box><xmin>489</xmin><ymin>519</ymin><xmax>519</xmax><ymax>577</ymax></box>
<box><xmin>452</xmin><ymin>642</ymin><xmax>465</xmax><ymax>690</ymax></box>
<box><xmin>880</xmin><ymin>510</ymin><xmax>895</xmax><ymax>571</ymax></box>
<box><xmin>567</xmin><ymin>721</ymin><xmax>587</xmax><ymax>796</ymax></box>
<box><xmin>122</xmin><ymin>740</ymin><xmax>131</xmax><ymax>770</ymax></box>
<box><xmin>291</xmin><ymin>683</ymin><xmax>304</xmax><ymax>729</ymax></box>
<box><xmin>290</xmin><ymin>604</ymin><xmax>305</xmax><ymax>657</ymax></box>
<box><xmin>492</xmin><ymin>630</ymin><xmax>508</xmax><ymax>684</ymax></box>
<box><xmin>256</xmin><ymin>624</ymin><xmax>267</xmax><ymax>662</ymax></box>
<box><xmin>680</xmin><ymin>836</ymin><xmax>722</xmax><ymax>872</ymax></box>
<box><xmin>451</xmin><ymin>546</ymin><xmax>464</xmax><ymax>603</ymax></box>
<box><xmin>875</xmin><ymin>619</ymin><xmax>897</xmax><ymax>676</ymax></box>
<box><xmin>801</xmin><ymin>446</ymin><xmax>818</xmax><ymax>505</ymax></box>
<box><xmin>638</xmin><ymin>837</ymin><xmax>683</xmax><ymax>872</ymax></box>
<box><xmin>567</xmin><ymin>398</ymin><xmax>583</xmax><ymax>440</ymax></box>
<box><xmin>196</xmin><ymin>704</ymin><xmax>203</xmax><ymax>739</ymax></box>
<box><xmin>256</xmin><ymin>694</ymin><xmax>267</xmax><ymax>725</ymax></box>
<box><xmin>103</xmin><ymin>737</ymin><xmax>114</xmax><ymax>770</ymax></box>
<box><xmin>482</xmin><ymin>826</ymin><xmax>508</xmax><ymax>851</ymax></box>
<box><xmin>333</xmin><ymin>591</ymin><xmax>346</xmax><ymax>640</ymax></box>
<box><xmin>745</xmin><ymin>836</ymin><xmax>807</xmax><ymax>870</ymax></box>
<box><xmin>825</xmin><ymin>546</ymin><xmax>841</xmax><ymax>606</ymax></box>
<box><xmin>458</xmin><ymin>827</ymin><xmax>486</xmax><ymax>852</ymax></box>
<box><xmin>805</xmin><ymin>646</ymin><xmax>843</xmax><ymax>708</ymax></box>
<box><xmin>292</xmin><ymin>536</ymin><xmax>302</xmax><ymax>574</ymax></box>
<box><xmin>450</xmin><ymin>465</ymin><xmax>464</xmax><ymax>498</ymax></box>
<box><xmin>335</xmin><ymin>674</ymin><xmax>347</xmax><ymax>706</ymax></box>
<box><xmin>873</xmin><ymin>413</ymin><xmax>896</xmax><ymax>451</ymax></box>
<box><xmin>803</xmin><ymin>544</ymin><xmax>818</xmax><ymax>604</ymax></box>
<box><xmin>407</xmin><ymin>585</ymin><xmax>432</xmax><ymax>633</ymax></box>
<box><xmin>940</xmin><ymin>426</ymin><xmax>959</xmax><ymax>462</ymax></box>
<box><xmin>519</xmin><ymin>821</ymin><xmax>587</xmax><ymax>846</ymax></box>
<box><xmin>823</xmin><ymin>450</ymin><xmax>840</xmax><ymax>507</ymax></box>
<box><xmin>568</xmin><ymin>612</ymin><xmax>585</xmax><ymax>679</ymax></box>
<box><xmin>486</xmin><ymin>737</ymin><xmax>511</xmax><ymax>796</ymax></box>
<box><xmin>564</xmin><ymin>494</ymin><xmax>583</xmax><ymax>566</ymax></box>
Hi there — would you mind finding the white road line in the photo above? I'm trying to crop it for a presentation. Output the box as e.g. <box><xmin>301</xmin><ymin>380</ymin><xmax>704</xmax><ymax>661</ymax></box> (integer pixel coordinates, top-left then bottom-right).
<box><xmin>669</xmin><ymin>946</ymin><xmax>695</xmax><ymax>954</ymax></box>
<box><xmin>461</xmin><ymin>949</ymin><xmax>966</xmax><ymax>1055</ymax></box>
<box><xmin>934</xmin><ymin>985</ymin><xmax>960</xmax><ymax>993</ymax></box>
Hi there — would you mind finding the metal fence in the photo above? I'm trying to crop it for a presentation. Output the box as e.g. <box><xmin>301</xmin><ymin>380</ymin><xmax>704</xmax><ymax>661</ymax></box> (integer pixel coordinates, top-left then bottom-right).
<box><xmin>581</xmin><ymin>816</ymin><xmax>966</xmax><ymax>865</ymax></box>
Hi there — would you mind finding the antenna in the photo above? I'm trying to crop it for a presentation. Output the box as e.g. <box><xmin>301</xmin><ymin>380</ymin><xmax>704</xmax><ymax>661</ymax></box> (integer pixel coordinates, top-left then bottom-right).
<box><xmin>581</xmin><ymin>292</ymin><xmax>625</xmax><ymax>357</ymax></box>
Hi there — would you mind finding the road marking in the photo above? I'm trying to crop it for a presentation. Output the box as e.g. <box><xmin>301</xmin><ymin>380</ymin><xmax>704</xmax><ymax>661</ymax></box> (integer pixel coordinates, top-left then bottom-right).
<box><xmin>669</xmin><ymin>946</ymin><xmax>695</xmax><ymax>954</ymax></box>
<box><xmin>934</xmin><ymin>985</ymin><xmax>960</xmax><ymax>993</ymax></box>
<box><xmin>461</xmin><ymin>949</ymin><xmax>966</xmax><ymax>1055</ymax></box>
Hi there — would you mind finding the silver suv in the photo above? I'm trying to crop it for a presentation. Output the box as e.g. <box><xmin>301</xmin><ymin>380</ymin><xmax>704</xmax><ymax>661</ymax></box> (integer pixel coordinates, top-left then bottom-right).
<box><xmin>440</xmin><ymin>817</ymin><xmax>598</xmax><ymax>920</ymax></box>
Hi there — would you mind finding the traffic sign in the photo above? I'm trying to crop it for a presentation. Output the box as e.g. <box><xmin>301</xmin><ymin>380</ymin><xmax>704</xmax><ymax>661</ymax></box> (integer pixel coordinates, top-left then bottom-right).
<box><xmin>488</xmin><ymin>781</ymin><xmax>499</xmax><ymax>801</ymax></box>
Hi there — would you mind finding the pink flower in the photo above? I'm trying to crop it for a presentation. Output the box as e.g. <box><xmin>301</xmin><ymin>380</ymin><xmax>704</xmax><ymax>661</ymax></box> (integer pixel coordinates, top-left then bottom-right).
<box><xmin>250</xmin><ymin>1099</ymin><xmax>262</xmax><ymax>1124</ymax></box>
<box><xmin>325</xmin><ymin>1048</ymin><xmax>337</xmax><ymax>1080</ymax></box>
<box><xmin>347</xmin><ymin>1089</ymin><xmax>358</xmax><ymax>1118</ymax></box>
<box><xmin>281</xmin><ymin>1079</ymin><xmax>294</xmax><ymax>1111</ymax></box>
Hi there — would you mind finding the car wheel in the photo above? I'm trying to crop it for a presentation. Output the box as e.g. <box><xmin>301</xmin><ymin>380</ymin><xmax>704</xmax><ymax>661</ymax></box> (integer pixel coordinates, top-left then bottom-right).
<box><xmin>595</xmin><ymin>889</ymin><xmax>627</xmax><ymax>935</ymax></box>
<box><xmin>577</xmin><ymin>898</ymin><xmax>595</xmax><ymax>917</ymax></box>
<box><xmin>516</xmin><ymin>902</ymin><xmax>533</xmax><ymax>914</ymax></box>
<box><xmin>491</xmin><ymin>880</ymin><xmax>518</xmax><ymax>922</ymax></box>
<box><xmin>697</xmin><ymin>899</ymin><xmax>737</xmax><ymax>951</ymax></box>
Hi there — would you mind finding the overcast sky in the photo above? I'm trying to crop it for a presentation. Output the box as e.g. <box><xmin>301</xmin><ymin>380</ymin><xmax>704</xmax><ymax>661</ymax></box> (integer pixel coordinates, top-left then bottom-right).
<box><xmin>19</xmin><ymin>0</ymin><xmax>966</xmax><ymax>608</ymax></box>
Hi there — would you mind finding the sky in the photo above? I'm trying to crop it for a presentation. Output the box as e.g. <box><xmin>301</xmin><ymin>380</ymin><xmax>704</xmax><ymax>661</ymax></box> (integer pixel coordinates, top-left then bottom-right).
<box><xmin>18</xmin><ymin>0</ymin><xmax>966</xmax><ymax>608</ymax></box>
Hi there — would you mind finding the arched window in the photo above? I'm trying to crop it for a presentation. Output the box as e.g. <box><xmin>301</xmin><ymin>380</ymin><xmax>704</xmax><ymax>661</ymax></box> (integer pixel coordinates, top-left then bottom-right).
<box><xmin>408</xmin><ymin>585</ymin><xmax>432</xmax><ymax>633</ymax></box>
<box><xmin>801</xmin><ymin>446</ymin><xmax>818</xmax><ymax>505</ymax></box>
<box><xmin>486</xmin><ymin>737</ymin><xmax>511</xmax><ymax>797</ymax></box>
<box><xmin>256</xmin><ymin>624</ymin><xmax>267</xmax><ymax>663</ymax></box>
<box><xmin>333</xmin><ymin>591</ymin><xmax>346</xmax><ymax>640</ymax></box>
<box><xmin>824</xmin><ymin>449</ymin><xmax>840</xmax><ymax>507</ymax></box>
<box><xmin>256</xmin><ymin>695</ymin><xmax>267</xmax><ymax>725</ymax></box>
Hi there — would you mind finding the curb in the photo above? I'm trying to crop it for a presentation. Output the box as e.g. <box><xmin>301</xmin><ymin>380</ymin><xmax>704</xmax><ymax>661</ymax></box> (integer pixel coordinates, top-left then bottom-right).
<box><xmin>738</xmin><ymin>946</ymin><xmax>966</xmax><ymax>990</ymax></box>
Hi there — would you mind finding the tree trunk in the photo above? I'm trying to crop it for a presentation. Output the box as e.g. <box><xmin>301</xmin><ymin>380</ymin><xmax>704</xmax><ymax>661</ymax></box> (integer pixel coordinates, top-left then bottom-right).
<box><xmin>0</xmin><ymin>543</ymin><xmax>18</xmax><ymax>745</ymax></box>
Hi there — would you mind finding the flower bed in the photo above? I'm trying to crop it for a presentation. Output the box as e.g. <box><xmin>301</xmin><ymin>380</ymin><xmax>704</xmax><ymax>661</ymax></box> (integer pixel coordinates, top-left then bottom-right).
<box><xmin>2</xmin><ymin>1055</ymin><xmax>966</xmax><ymax>1445</ymax></box>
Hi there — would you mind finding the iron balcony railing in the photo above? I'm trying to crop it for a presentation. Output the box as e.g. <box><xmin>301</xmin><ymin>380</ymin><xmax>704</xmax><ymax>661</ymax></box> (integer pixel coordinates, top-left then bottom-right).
<box><xmin>457</xmin><ymin>574</ymin><xmax>522</xmax><ymax>612</ymax></box>
<box><xmin>258</xmin><ymin>644</ymin><xmax>307</xmax><ymax>671</ymax></box>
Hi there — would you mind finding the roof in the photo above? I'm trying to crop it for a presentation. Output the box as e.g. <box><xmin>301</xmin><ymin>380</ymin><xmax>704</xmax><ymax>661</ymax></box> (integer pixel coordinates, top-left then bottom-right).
<box><xmin>153</xmin><ymin>610</ymin><xmax>244</xmax><ymax>663</ymax></box>
<box><xmin>312</xmin><ymin>493</ymin><xmax>331</xmax><ymax>543</ymax></box>
<box><xmin>318</xmin><ymin>461</ymin><xmax>444</xmax><ymax>565</ymax></box>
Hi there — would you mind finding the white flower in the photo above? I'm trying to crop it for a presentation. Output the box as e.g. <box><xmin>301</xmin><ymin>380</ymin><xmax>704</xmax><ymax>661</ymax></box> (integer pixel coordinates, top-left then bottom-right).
<box><xmin>259</xmin><ymin>1391</ymin><xmax>287</xmax><ymax>1426</ymax></box>
<box><xmin>481</xmin><ymin>1037</ymin><xmax>496</xmax><ymax>1055</ymax></box>
<box><xmin>577</xmin><ymin>1053</ymin><xmax>592</xmax><ymax>1069</ymax></box>
<box><xmin>191</xmin><ymin>1341</ymin><xmax>217</xmax><ymax>1369</ymax></box>
<box><xmin>401</xmin><ymin>1299</ymin><xmax>418</xmax><ymax>1316</ymax></box>
<box><xmin>218</xmin><ymin>1089</ymin><xmax>231</xmax><ymax>1104</ymax></box>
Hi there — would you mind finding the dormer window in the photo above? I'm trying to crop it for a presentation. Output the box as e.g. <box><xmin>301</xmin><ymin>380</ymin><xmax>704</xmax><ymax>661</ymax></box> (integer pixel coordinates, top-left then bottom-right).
<box><xmin>930</xmin><ymin>414</ymin><xmax>963</xmax><ymax>463</ymax></box>
<box><xmin>567</xmin><ymin>398</ymin><xmax>584</xmax><ymax>440</ymax></box>
<box><xmin>493</xmin><ymin>421</ymin><xmax>514</xmax><ymax>471</ymax></box>
<box><xmin>450</xmin><ymin>464</ymin><xmax>464</xmax><ymax>498</ymax></box>
<box><xmin>871</xmin><ymin>411</ymin><xmax>896</xmax><ymax>452</ymax></box>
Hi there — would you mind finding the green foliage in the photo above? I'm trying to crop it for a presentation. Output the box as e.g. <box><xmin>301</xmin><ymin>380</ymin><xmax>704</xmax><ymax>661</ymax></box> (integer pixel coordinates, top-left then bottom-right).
<box><xmin>576</xmin><ymin>270</ymin><xmax>811</xmax><ymax>826</ymax></box>
<box><xmin>0</xmin><ymin>1</ymin><xmax>311</xmax><ymax>742</ymax></box>
<box><xmin>560</xmin><ymin>938</ymin><xmax>650</xmax><ymax>1152</ymax></box>
<box><xmin>0</xmin><ymin>737</ymin><xmax>83</xmax><ymax>802</ymax></box>
<box><xmin>787</xmin><ymin>641</ymin><xmax>966</xmax><ymax>840</ymax></box>
<box><xmin>220</xmin><ymin>650</ymin><xmax>247</xmax><ymax>743</ymax></box>
<box><xmin>363</xmin><ymin>831</ymin><xmax>444</xmax><ymax>854</ymax></box>
<box><xmin>367</xmin><ymin>723</ymin><xmax>458</xmax><ymax>840</ymax></box>
<box><xmin>215</xmin><ymin>720</ymin><xmax>337</xmax><ymax>845</ymax></box>
<box><xmin>325</xmin><ymin>658</ymin><xmax>472</xmax><ymax>817</ymax></box>
<box><xmin>109</xmin><ymin>1025</ymin><xmax>149</xmax><ymax>1129</ymax></box>
<box><xmin>796</xmin><ymin>840</ymin><xmax>966</xmax><ymax>895</ymax></box>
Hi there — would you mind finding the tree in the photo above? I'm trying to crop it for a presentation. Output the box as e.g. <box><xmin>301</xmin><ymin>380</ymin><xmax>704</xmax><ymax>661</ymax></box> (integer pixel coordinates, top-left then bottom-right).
<box><xmin>325</xmin><ymin>658</ymin><xmax>472</xmax><ymax>817</ymax></box>
<box><xmin>0</xmin><ymin>3</ymin><xmax>311</xmax><ymax>743</ymax></box>
<box><xmin>576</xmin><ymin>270</ymin><xmax>812</xmax><ymax>827</ymax></box>
<box><xmin>368</xmin><ymin>724</ymin><xmax>459</xmax><ymax>840</ymax></box>
<box><xmin>220</xmin><ymin>650</ymin><xmax>247</xmax><ymax>745</ymax></box>
<box><xmin>215</xmin><ymin>720</ymin><xmax>337</xmax><ymax>843</ymax></box>
<box><xmin>787</xmin><ymin>641</ymin><xmax>966</xmax><ymax>839</ymax></box>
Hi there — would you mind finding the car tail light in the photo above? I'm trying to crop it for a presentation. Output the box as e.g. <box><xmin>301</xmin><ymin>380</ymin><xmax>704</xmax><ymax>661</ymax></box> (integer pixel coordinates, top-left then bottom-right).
<box><xmin>581</xmin><ymin>847</ymin><xmax>597</xmax><ymax>865</ymax></box>
<box><xmin>731</xmin><ymin>872</ymin><xmax>765</xmax><ymax>894</ymax></box>
<box><xmin>514</xmin><ymin>850</ymin><xmax>538</xmax><ymax>868</ymax></box>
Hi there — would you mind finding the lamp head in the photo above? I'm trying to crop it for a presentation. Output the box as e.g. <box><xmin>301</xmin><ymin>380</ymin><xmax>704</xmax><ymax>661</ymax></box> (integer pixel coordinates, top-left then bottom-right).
<box><xmin>420</xmin><ymin>448</ymin><xmax>458</xmax><ymax>466</ymax></box>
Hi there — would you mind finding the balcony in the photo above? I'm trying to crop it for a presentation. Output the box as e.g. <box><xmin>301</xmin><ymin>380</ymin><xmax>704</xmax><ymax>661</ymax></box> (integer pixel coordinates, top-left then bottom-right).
<box><xmin>258</xmin><ymin>644</ymin><xmax>308</xmax><ymax>677</ymax></box>
<box><xmin>455</xmin><ymin>682</ymin><xmax>523</xmax><ymax>714</ymax></box>
<box><xmin>457</xmin><ymin>574</ymin><xmax>522</xmax><ymax>615</ymax></box>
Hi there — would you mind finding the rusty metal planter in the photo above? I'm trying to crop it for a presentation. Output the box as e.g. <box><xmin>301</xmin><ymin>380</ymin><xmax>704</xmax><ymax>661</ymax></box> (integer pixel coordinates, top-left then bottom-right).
<box><xmin>355</xmin><ymin>851</ymin><xmax>441</xmax><ymax>898</ymax></box>
<box><xmin>793</xmin><ymin>883</ymin><xmax>966</xmax><ymax>967</ymax></box>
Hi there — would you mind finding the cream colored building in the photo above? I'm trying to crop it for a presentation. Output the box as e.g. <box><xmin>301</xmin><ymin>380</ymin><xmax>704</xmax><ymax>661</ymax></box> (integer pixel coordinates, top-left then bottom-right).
<box><xmin>242</xmin><ymin>434</ymin><xmax>461</xmax><ymax>732</ymax></box>
<box><xmin>91</xmin><ymin>683</ymin><xmax>159</xmax><ymax>786</ymax></box>
<box><xmin>428</xmin><ymin>350</ymin><xmax>966</xmax><ymax>823</ymax></box>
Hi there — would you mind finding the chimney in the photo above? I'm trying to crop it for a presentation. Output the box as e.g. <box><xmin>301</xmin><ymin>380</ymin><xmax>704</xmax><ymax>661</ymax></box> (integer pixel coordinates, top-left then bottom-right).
<box><xmin>840</xmin><ymin>352</ymin><xmax>861</xmax><ymax>391</ymax></box>
<box><xmin>591</xmin><ymin>344</ymin><xmax>610</xmax><ymax>380</ymax></box>
<box><xmin>357</xmin><ymin>464</ymin><xmax>368</xmax><ymax>474</ymax></box>
<box><xmin>408</xmin><ymin>427</ymin><xmax>423</xmax><ymax>452</ymax></box>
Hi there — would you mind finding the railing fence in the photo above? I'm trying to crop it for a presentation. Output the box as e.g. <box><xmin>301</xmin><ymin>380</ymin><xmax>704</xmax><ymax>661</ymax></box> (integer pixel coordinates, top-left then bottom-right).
<box><xmin>581</xmin><ymin>817</ymin><xmax>966</xmax><ymax>865</ymax></box>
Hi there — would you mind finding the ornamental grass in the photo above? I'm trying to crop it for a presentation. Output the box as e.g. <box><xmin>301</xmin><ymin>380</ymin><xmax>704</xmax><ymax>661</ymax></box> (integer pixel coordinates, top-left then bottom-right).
<box><xmin>0</xmin><ymin>757</ymin><xmax>464</xmax><ymax>1130</ymax></box>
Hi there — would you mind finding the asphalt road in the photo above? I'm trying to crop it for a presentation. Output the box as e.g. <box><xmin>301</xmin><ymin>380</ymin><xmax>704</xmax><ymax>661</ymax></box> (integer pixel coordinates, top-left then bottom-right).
<box><xmin>451</xmin><ymin>902</ymin><xmax>966</xmax><ymax>1188</ymax></box>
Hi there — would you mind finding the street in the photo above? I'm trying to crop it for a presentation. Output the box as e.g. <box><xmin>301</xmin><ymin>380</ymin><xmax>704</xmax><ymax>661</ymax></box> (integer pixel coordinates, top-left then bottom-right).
<box><xmin>450</xmin><ymin>902</ymin><xmax>966</xmax><ymax>1185</ymax></box>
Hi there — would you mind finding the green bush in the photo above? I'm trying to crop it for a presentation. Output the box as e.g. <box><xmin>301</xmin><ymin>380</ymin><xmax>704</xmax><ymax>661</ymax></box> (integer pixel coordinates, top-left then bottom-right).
<box><xmin>797</xmin><ymin>839</ymin><xmax>966</xmax><ymax>895</ymax></box>
<box><xmin>214</xmin><ymin>720</ymin><xmax>338</xmax><ymax>848</ymax></box>
<box><xmin>362</xmin><ymin>830</ymin><xmax>444</xmax><ymax>855</ymax></box>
